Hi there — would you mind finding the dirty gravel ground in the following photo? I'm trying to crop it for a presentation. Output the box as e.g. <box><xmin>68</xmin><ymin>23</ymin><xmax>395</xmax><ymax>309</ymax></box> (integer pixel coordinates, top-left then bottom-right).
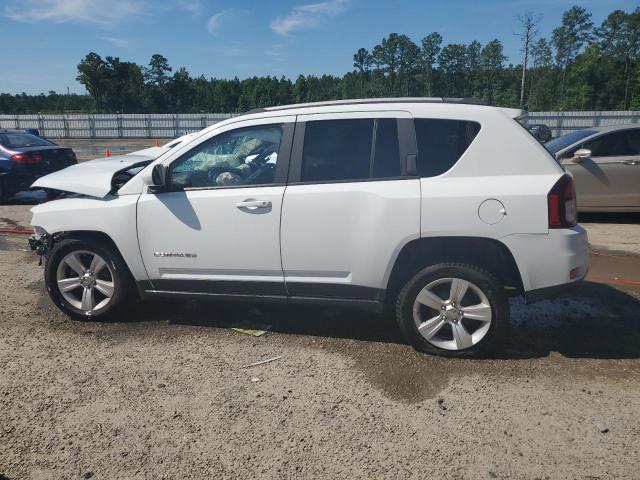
<box><xmin>2</xmin><ymin>207</ymin><xmax>640</xmax><ymax>479</ymax></box>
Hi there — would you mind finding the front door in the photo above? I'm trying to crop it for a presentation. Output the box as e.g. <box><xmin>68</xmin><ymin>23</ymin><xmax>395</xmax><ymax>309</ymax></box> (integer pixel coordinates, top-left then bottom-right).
<box><xmin>564</xmin><ymin>129</ymin><xmax>640</xmax><ymax>209</ymax></box>
<box><xmin>137</xmin><ymin>117</ymin><xmax>295</xmax><ymax>296</ymax></box>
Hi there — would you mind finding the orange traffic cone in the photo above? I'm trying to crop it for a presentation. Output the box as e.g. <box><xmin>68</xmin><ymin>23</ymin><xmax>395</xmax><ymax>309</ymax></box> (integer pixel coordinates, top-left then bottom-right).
<box><xmin>105</xmin><ymin>148</ymin><xmax>111</xmax><ymax>157</ymax></box>
<box><xmin>155</xmin><ymin>139</ymin><xmax>160</xmax><ymax>147</ymax></box>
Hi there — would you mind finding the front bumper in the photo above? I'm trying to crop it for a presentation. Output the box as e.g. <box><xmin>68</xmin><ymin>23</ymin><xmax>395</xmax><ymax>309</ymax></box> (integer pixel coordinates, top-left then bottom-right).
<box><xmin>28</xmin><ymin>232</ymin><xmax>51</xmax><ymax>258</ymax></box>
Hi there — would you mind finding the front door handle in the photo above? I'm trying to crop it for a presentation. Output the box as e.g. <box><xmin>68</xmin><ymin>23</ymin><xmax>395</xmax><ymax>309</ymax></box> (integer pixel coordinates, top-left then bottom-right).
<box><xmin>623</xmin><ymin>160</ymin><xmax>639</xmax><ymax>166</ymax></box>
<box><xmin>236</xmin><ymin>199</ymin><xmax>272</xmax><ymax>209</ymax></box>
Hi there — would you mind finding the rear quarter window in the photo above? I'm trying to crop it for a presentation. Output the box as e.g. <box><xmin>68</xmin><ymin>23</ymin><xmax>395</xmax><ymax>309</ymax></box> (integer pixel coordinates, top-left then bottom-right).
<box><xmin>415</xmin><ymin>119</ymin><xmax>480</xmax><ymax>177</ymax></box>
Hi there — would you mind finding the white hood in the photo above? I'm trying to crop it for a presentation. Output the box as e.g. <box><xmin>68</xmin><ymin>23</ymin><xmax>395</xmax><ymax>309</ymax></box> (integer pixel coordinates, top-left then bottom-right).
<box><xmin>32</xmin><ymin>154</ymin><xmax>154</xmax><ymax>198</ymax></box>
<box><xmin>127</xmin><ymin>146</ymin><xmax>168</xmax><ymax>157</ymax></box>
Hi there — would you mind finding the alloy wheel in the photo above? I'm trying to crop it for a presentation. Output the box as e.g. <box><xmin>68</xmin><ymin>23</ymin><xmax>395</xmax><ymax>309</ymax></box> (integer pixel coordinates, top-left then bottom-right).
<box><xmin>412</xmin><ymin>277</ymin><xmax>492</xmax><ymax>351</ymax></box>
<box><xmin>56</xmin><ymin>250</ymin><xmax>115</xmax><ymax>313</ymax></box>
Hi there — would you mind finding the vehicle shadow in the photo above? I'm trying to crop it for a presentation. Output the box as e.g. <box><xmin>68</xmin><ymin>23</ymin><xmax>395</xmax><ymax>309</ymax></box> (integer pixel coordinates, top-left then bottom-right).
<box><xmin>115</xmin><ymin>280</ymin><xmax>640</xmax><ymax>360</ymax></box>
<box><xmin>506</xmin><ymin>282</ymin><xmax>640</xmax><ymax>359</ymax></box>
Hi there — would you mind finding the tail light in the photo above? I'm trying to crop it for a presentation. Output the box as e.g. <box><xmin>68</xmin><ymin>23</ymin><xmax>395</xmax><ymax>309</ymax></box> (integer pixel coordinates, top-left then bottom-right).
<box><xmin>67</xmin><ymin>150</ymin><xmax>77</xmax><ymax>162</ymax></box>
<box><xmin>11</xmin><ymin>153</ymin><xmax>42</xmax><ymax>164</ymax></box>
<box><xmin>548</xmin><ymin>174</ymin><xmax>577</xmax><ymax>228</ymax></box>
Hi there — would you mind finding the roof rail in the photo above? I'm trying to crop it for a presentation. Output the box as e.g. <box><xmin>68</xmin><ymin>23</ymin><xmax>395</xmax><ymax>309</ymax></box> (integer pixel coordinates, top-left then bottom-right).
<box><xmin>240</xmin><ymin>97</ymin><xmax>488</xmax><ymax>115</ymax></box>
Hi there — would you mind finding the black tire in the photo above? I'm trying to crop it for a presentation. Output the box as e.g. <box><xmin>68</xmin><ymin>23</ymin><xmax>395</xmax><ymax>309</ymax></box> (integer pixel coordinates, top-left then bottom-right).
<box><xmin>395</xmin><ymin>263</ymin><xmax>509</xmax><ymax>358</ymax></box>
<box><xmin>45</xmin><ymin>237</ymin><xmax>133</xmax><ymax>321</ymax></box>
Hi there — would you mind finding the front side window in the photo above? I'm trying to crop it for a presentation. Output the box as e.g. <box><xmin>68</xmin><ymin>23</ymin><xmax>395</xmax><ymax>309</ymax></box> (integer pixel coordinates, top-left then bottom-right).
<box><xmin>583</xmin><ymin>130</ymin><xmax>640</xmax><ymax>157</ymax></box>
<box><xmin>415</xmin><ymin>119</ymin><xmax>480</xmax><ymax>177</ymax></box>
<box><xmin>169</xmin><ymin>124</ymin><xmax>283</xmax><ymax>190</ymax></box>
<box><xmin>300</xmin><ymin>118</ymin><xmax>401</xmax><ymax>183</ymax></box>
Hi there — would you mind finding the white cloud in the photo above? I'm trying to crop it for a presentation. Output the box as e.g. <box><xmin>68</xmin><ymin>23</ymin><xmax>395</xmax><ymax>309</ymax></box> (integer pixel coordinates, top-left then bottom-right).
<box><xmin>174</xmin><ymin>0</ymin><xmax>202</xmax><ymax>16</ymax></box>
<box><xmin>270</xmin><ymin>0</ymin><xmax>350</xmax><ymax>35</ymax></box>
<box><xmin>4</xmin><ymin>0</ymin><xmax>203</xmax><ymax>27</ymax></box>
<box><xmin>4</xmin><ymin>0</ymin><xmax>146</xmax><ymax>26</ymax></box>
<box><xmin>207</xmin><ymin>10</ymin><xmax>230</xmax><ymax>34</ymax></box>
<box><xmin>100</xmin><ymin>36</ymin><xmax>129</xmax><ymax>48</ymax></box>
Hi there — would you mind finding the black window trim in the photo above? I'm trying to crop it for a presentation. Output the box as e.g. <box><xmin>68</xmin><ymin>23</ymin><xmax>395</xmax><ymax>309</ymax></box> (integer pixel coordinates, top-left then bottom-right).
<box><xmin>162</xmin><ymin>121</ymin><xmax>295</xmax><ymax>193</ymax></box>
<box><xmin>287</xmin><ymin>116</ymin><xmax>418</xmax><ymax>185</ymax></box>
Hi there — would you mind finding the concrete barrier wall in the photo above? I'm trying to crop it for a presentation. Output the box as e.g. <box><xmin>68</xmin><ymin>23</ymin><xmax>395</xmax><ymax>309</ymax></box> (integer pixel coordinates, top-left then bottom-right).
<box><xmin>525</xmin><ymin>111</ymin><xmax>640</xmax><ymax>137</ymax></box>
<box><xmin>0</xmin><ymin>113</ymin><xmax>235</xmax><ymax>138</ymax></box>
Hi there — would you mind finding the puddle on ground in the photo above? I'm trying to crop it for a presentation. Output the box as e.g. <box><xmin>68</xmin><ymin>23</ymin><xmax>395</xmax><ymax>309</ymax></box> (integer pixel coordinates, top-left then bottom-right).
<box><xmin>326</xmin><ymin>339</ymin><xmax>468</xmax><ymax>402</ymax></box>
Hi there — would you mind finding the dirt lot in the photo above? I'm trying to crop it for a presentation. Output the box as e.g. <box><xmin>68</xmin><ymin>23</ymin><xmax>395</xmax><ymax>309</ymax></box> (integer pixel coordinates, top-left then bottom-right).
<box><xmin>2</xmin><ymin>204</ymin><xmax>640</xmax><ymax>479</ymax></box>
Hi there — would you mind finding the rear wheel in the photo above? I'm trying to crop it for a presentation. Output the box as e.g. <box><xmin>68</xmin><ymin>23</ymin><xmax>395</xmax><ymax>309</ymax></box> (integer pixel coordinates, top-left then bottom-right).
<box><xmin>396</xmin><ymin>263</ymin><xmax>509</xmax><ymax>357</ymax></box>
<box><xmin>45</xmin><ymin>238</ymin><xmax>132</xmax><ymax>320</ymax></box>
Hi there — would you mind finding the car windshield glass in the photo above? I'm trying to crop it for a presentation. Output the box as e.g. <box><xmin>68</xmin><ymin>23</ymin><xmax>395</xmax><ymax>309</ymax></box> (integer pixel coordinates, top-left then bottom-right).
<box><xmin>0</xmin><ymin>133</ymin><xmax>53</xmax><ymax>148</ymax></box>
<box><xmin>544</xmin><ymin>129</ymin><xmax>597</xmax><ymax>154</ymax></box>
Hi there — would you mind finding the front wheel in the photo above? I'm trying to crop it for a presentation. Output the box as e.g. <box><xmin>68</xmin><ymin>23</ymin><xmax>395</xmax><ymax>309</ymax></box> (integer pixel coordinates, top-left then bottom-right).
<box><xmin>45</xmin><ymin>238</ymin><xmax>132</xmax><ymax>320</ymax></box>
<box><xmin>395</xmin><ymin>263</ymin><xmax>509</xmax><ymax>357</ymax></box>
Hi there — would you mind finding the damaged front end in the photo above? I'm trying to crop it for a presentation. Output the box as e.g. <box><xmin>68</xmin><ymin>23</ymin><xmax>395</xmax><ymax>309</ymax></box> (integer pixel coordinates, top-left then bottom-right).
<box><xmin>28</xmin><ymin>228</ymin><xmax>54</xmax><ymax>265</ymax></box>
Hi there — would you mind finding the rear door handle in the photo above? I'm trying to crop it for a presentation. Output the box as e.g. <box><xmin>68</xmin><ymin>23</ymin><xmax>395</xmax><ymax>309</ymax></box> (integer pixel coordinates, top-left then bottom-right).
<box><xmin>623</xmin><ymin>160</ymin><xmax>639</xmax><ymax>166</ymax></box>
<box><xmin>236</xmin><ymin>199</ymin><xmax>272</xmax><ymax>209</ymax></box>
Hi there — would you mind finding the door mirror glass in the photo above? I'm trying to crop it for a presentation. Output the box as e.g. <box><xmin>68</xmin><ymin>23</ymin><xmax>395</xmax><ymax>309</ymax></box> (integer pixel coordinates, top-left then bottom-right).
<box><xmin>571</xmin><ymin>148</ymin><xmax>591</xmax><ymax>163</ymax></box>
<box><xmin>151</xmin><ymin>163</ymin><xmax>167</xmax><ymax>187</ymax></box>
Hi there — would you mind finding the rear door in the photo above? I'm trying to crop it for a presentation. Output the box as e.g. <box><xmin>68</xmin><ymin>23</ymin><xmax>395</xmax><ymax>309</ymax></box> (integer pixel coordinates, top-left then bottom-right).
<box><xmin>280</xmin><ymin>111</ymin><xmax>421</xmax><ymax>301</ymax></box>
<box><xmin>564</xmin><ymin>129</ymin><xmax>640</xmax><ymax>209</ymax></box>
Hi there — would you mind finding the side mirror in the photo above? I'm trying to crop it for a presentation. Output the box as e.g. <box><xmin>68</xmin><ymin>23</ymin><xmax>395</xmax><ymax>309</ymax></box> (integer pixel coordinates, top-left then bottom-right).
<box><xmin>149</xmin><ymin>164</ymin><xmax>167</xmax><ymax>192</ymax></box>
<box><xmin>571</xmin><ymin>148</ymin><xmax>592</xmax><ymax>163</ymax></box>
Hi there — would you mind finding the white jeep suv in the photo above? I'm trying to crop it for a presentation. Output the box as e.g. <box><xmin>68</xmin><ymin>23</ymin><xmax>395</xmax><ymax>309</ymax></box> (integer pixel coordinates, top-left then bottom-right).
<box><xmin>29</xmin><ymin>98</ymin><xmax>589</xmax><ymax>357</ymax></box>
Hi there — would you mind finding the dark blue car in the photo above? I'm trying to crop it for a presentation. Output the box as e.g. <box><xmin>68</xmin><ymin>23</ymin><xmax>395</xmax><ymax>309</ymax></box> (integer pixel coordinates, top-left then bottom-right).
<box><xmin>0</xmin><ymin>130</ymin><xmax>77</xmax><ymax>202</ymax></box>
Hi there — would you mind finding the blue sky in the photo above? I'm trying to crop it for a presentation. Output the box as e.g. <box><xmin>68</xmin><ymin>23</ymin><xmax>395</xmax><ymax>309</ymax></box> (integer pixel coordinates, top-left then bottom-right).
<box><xmin>1</xmin><ymin>0</ymin><xmax>637</xmax><ymax>94</ymax></box>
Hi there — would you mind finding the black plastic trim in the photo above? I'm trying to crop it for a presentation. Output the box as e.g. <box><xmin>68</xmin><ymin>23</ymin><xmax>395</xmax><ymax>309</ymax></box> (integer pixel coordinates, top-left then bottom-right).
<box><xmin>150</xmin><ymin>279</ymin><xmax>287</xmax><ymax>296</ymax></box>
<box><xmin>397</xmin><ymin>117</ymin><xmax>418</xmax><ymax>176</ymax></box>
<box><xmin>143</xmin><ymin>289</ymin><xmax>384</xmax><ymax>312</ymax></box>
<box><xmin>137</xmin><ymin>280</ymin><xmax>385</xmax><ymax>312</ymax></box>
<box><xmin>285</xmin><ymin>282</ymin><xmax>384</xmax><ymax>301</ymax></box>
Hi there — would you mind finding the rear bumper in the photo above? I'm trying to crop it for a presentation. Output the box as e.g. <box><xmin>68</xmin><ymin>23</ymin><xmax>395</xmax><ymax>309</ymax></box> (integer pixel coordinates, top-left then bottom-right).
<box><xmin>524</xmin><ymin>280</ymin><xmax>582</xmax><ymax>303</ymax></box>
<box><xmin>501</xmin><ymin>226</ymin><xmax>589</xmax><ymax>302</ymax></box>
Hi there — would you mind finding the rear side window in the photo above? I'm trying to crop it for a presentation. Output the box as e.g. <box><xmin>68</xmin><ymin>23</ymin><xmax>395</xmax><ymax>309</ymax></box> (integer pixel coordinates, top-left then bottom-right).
<box><xmin>301</xmin><ymin>118</ymin><xmax>401</xmax><ymax>182</ymax></box>
<box><xmin>415</xmin><ymin>119</ymin><xmax>480</xmax><ymax>177</ymax></box>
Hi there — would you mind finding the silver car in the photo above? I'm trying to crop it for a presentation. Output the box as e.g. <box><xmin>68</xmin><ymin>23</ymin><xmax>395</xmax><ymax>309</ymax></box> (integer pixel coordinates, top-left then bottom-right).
<box><xmin>545</xmin><ymin>125</ymin><xmax>640</xmax><ymax>212</ymax></box>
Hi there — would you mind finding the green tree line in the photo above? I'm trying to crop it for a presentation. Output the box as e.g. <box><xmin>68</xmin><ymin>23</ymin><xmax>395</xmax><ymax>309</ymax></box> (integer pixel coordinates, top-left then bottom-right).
<box><xmin>1</xmin><ymin>5</ymin><xmax>638</xmax><ymax>114</ymax></box>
